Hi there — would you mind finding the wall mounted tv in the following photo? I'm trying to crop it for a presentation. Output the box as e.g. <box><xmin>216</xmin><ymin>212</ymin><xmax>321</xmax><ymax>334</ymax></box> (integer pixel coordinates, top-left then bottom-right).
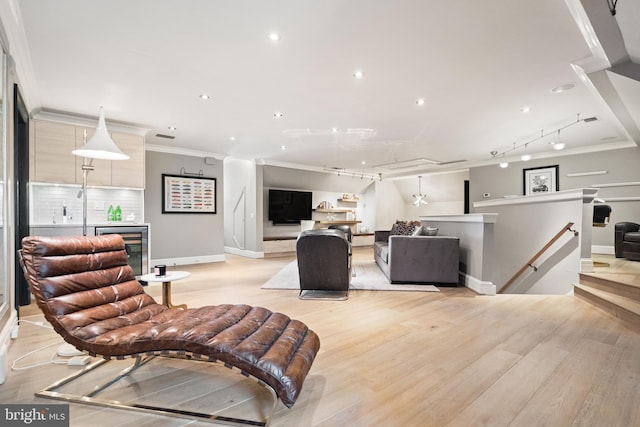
<box><xmin>268</xmin><ymin>189</ymin><xmax>313</xmax><ymax>225</ymax></box>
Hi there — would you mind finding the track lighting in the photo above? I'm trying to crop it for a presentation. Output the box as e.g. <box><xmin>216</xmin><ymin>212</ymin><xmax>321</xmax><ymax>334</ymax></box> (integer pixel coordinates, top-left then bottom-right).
<box><xmin>490</xmin><ymin>113</ymin><xmax>581</xmax><ymax>164</ymax></box>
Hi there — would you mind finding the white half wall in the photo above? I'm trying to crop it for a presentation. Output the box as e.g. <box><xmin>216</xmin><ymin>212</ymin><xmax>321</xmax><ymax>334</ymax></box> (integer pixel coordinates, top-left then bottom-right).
<box><xmin>473</xmin><ymin>189</ymin><xmax>598</xmax><ymax>294</ymax></box>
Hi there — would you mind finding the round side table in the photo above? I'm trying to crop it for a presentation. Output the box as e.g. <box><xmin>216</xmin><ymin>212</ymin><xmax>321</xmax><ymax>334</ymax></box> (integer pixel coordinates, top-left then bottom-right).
<box><xmin>139</xmin><ymin>271</ymin><xmax>190</xmax><ymax>310</ymax></box>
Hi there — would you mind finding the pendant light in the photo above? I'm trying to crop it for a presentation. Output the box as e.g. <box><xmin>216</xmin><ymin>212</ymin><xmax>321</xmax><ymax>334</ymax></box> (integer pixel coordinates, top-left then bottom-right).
<box><xmin>412</xmin><ymin>176</ymin><xmax>428</xmax><ymax>206</ymax></box>
<box><xmin>72</xmin><ymin>107</ymin><xmax>129</xmax><ymax>160</ymax></box>
<box><xmin>72</xmin><ymin>107</ymin><xmax>129</xmax><ymax>236</ymax></box>
<box><xmin>552</xmin><ymin>129</ymin><xmax>565</xmax><ymax>150</ymax></box>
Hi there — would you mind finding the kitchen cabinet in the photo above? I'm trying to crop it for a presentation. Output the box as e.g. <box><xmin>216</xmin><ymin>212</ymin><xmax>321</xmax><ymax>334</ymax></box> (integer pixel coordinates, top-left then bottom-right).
<box><xmin>32</xmin><ymin>121</ymin><xmax>77</xmax><ymax>184</ymax></box>
<box><xmin>31</xmin><ymin>119</ymin><xmax>145</xmax><ymax>188</ymax></box>
<box><xmin>111</xmin><ymin>132</ymin><xmax>145</xmax><ymax>188</ymax></box>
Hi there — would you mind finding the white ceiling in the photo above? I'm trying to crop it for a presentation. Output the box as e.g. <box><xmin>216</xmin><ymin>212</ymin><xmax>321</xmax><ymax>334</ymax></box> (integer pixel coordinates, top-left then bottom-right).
<box><xmin>10</xmin><ymin>0</ymin><xmax>640</xmax><ymax>178</ymax></box>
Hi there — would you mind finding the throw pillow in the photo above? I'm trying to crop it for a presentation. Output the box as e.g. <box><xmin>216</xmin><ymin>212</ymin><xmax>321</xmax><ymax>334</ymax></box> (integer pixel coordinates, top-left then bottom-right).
<box><xmin>412</xmin><ymin>225</ymin><xmax>425</xmax><ymax>236</ymax></box>
<box><xmin>391</xmin><ymin>220</ymin><xmax>422</xmax><ymax>236</ymax></box>
<box><xmin>425</xmin><ymin>227</ymin><xmax>438</xmax><ymax>236</ymax></box>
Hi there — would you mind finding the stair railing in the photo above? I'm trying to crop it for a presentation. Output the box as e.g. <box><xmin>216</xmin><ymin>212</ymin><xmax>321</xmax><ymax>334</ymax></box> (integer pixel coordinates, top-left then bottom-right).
<box><xmin>499</xmin><ymin>222</ymin><xmax>579</xmax><ymax>294</ymax></box>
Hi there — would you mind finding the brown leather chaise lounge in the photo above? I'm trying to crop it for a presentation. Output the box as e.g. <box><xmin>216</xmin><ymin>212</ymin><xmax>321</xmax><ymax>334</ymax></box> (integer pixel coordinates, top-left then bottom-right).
<box><xmin>19</xmin><ymin>234</ymin><xmax>320</xmax><ymax>426</ymax></box>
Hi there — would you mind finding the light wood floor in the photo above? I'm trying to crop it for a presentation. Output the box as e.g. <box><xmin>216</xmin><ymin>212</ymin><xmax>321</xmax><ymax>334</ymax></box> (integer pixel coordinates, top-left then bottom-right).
<box><xmin>5</xmin><ymin>248</ymin><xmax>640</xmax><ymax>427</ymax></box>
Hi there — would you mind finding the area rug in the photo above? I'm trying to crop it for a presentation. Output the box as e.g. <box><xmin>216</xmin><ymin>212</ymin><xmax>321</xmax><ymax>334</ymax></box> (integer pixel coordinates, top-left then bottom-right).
<box><xmin>261</xmin><ymin>260</ymin><xmax>439</xmax><ymax>292</ymax></box>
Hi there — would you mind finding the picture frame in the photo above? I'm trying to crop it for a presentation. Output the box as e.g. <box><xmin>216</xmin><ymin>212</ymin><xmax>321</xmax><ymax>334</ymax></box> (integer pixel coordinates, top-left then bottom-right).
<box><xmin>162</xmin><ymin>174</ymin><xmax>217</xmax><ymax>214</ymax></box>
<box><xmin>523</xmin><ymin>165</ymin><xmax>559</xmax><ymax>196</ymax></box>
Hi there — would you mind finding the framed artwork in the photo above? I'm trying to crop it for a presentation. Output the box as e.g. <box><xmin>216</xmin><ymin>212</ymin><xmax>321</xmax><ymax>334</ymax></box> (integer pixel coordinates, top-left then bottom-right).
<box><xmin>162</xmin><ymin>174</ymin><xmax>217</xmax><ymax>214</ymax></box>
<box><xmin>523</xmin><ymin>165</ymin><xmax>559</xmax><ymax>196</ymax></box>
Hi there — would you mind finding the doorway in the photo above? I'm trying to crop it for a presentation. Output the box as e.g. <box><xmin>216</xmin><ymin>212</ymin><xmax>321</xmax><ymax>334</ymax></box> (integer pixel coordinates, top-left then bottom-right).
<box><xmin>14</xmin><ymin>84</ymin><xmax>30</xmax><ymax>307</ymax></box>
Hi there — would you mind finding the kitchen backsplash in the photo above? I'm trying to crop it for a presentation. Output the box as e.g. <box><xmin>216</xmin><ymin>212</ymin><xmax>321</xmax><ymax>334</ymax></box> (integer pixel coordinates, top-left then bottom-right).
<box><xmin>31</xmin><ymin>183</ymin><xmax>144</xmax><ymax>225</ymax></box>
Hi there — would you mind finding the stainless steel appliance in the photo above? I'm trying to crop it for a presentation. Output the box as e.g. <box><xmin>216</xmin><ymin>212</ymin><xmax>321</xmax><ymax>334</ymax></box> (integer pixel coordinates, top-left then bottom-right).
<box><xmin>95</xmin><ymin>225</ymin><xmax>149</xmax><ymax>276</ymax></box>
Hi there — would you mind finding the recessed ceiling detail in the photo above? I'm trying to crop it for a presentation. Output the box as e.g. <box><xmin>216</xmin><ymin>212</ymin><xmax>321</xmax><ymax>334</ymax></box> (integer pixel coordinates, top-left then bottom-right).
<box><xmin>282</xmin><ymin>128</ymin><xmax>377</xmax><ymax>139</ymax></box>
<box><xmin>374</xmin><ymin>157</ymin><xmax>466</xmax><ymax>170</ymax></box>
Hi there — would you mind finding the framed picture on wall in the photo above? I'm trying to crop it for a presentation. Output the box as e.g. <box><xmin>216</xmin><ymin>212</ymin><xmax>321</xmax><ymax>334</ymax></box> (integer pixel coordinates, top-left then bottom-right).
<box><xmin>162</xmin><ymin>174</ymin><xmax>217</xmax><ymax>213</ymax></box>
<box><xmin>523</xmin><ymin>165</ymin><xmax>559</xmax><ymax>196</ymax></box>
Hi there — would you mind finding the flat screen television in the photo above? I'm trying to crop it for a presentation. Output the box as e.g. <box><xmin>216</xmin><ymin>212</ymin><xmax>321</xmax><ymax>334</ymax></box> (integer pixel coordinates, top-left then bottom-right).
<box><xmin>268</xmin><ymin>189</ymin><xmax>312</xmax><ymax>225</ymax></box>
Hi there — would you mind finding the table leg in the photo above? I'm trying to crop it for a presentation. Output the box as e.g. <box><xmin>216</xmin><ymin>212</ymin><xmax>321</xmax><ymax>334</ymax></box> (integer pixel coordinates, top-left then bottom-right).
<box><xmin>161</xmin><ymin>281</ymin><xmax>187</xmax><ymax>310</ymax></box>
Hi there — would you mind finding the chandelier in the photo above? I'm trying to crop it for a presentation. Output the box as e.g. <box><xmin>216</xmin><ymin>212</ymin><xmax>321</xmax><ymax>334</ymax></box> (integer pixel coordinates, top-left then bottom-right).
<box><xmin>412</xmin><ymin>176</ymin><xmax>428</xmax><ymax>206</ymax></box>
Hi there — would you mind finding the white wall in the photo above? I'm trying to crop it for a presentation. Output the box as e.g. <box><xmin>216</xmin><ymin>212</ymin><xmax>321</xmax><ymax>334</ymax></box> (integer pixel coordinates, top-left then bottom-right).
<box><xmin>393</xmin><ymin>170</ymin><xmax>469</xmax><ymax>217</ymax></box>
<box><xmin>473</xmin><ymin>189</ymin><xmax>595</xmax><ymax>294</ymax></box>
<box><xmin>223</xmin><ymin>158</ymin><xmax>261</xmax><ymax>257</ymax></box>
<box><xmin>373</xmin><ymin>170</ymin><xmax>469</xmax><ymax>230</ymax></box>
<box><xmin>374</xmin><ymin>180</ymin><xmax>407</xmax><ymax>230</ymax></box>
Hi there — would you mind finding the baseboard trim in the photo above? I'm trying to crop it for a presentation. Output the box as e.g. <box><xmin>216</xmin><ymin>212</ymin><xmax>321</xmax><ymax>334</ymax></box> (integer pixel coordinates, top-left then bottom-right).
<box><xmin>0</xmin><ymin>310</ymin><xmax>18</xmax><ymax>384</ymax></box>
<box><xmin>151</xmin><ymin>254</ymin><xmax>226</xmax><ymax>267</ymax></box>
<box><xmin>224</xmin><ymin>246</ymin><xmax>265</xmax><ymax>259</ymax></box>
<box><xmin>592</xmin><ymin>245</ymin><xmax>614</xmax><ymax>255</ymax></box>
<box><xmin>462</xmin><ymin>273</ymin><xmax>496</xmax><ymax>296</ymax></box>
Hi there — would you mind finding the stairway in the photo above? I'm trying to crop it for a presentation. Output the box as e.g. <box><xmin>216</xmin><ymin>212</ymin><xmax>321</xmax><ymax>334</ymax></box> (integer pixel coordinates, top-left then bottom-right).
<box><xmin>574</xmin><ymin>272</ymin><xmax>640</xmax><ymax>334</ymax></box>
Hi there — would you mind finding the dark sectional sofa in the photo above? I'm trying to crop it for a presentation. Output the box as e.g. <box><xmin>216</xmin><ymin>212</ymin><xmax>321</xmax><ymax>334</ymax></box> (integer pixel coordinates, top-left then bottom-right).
<box><xmin>374</xmin><ymin>228</ymin><xmax>460</xmax><ymax>285</ymax></box>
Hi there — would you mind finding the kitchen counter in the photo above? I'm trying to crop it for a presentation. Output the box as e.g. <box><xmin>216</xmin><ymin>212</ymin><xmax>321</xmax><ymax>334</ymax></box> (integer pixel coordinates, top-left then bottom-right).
<box><xmin>29</xmin><ymin>223</ymin><xmax>150</xmax><ymax>238</ymax></box>
<box><xmin>31</xmin><ymin>222</ymin><xmax>150</xmax><ymax>228</ymax></box>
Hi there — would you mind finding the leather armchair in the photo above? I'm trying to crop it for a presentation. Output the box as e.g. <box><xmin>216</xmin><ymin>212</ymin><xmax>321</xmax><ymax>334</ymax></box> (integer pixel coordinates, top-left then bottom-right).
<box><xmin>296</xmin><ymin>229</ymin><xmax>351</xmax><ymax>300</ymax></box>
<box><xmin>615</xmin><ymin>222</ymin><xmax>640</xmax><ymax>261</ymax></box>
<box><xmin>328</xmin><ymin>224</ymin><xmax>352</xmax><ymax>242</ymax></box>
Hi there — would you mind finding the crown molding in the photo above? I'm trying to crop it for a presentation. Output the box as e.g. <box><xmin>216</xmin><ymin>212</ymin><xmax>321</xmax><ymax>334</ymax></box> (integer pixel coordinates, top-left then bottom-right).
<box><xmin>145</xmin><ymin>143</ymin><xmax>226</xmax><ymax>160</ymax></box>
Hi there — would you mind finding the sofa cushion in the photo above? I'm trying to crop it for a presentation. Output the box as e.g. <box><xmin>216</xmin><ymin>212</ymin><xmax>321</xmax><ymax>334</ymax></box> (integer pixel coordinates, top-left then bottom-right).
<box><xmin>373</xmin><ymin>241</ymin><xmax>389</xmax><ymax>263</ymax></box>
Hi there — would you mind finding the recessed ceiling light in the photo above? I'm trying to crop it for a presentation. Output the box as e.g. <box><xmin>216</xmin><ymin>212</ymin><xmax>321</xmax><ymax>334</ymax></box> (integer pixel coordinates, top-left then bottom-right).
<box><xmin>416</xmin><ymin>98</ymin><xmax>425</xmax><ymax>106</ymax></box>
<box><xmin>281</xmin><ymin>145</ymin><xmax>287</xmax><ymax>150</ymax></box>
<box><xmin>274</xmin><ymin>112</ymin><xmax>284</xmax><ymax>118</ymax></box>
<box><xmin>361</xmin><ymin>161</ymin><xmax>366</xmax><ymax>165</ymax></box>
<box><xmin>229</xmin><ymin>136</ymin><xmax>236</xmax><ymax>141</ymax></box>
<box><xmin>267</xmin><ymin>32</ymin><xmax>281</xmax><ymax>42</ymax></box>
<box><xmin>331</xmin><ymin>127</ymin><xmax>338</xmax><ymax>133</ymax></box>
<box><xmin>199</xmin><ymin>94</ymin><xmax>210</xmax><ymax>100</ymax></box>
<box><xmin>167</xmin><ymin>126</ymin><xmax>177</xmax><ymax>131</ymax></box>
<box><xmin>353</xmin><ymin>70</ymin><xmax>365</xmax><ymax>79</ymax></box>
<box><xmin>520</xmin><ymin>106</ymin><xmax>530</xmax><ymax>113</ymax></box>
<box><xmin>550</xmin><ymin>83</ymin><xmax>575</xmax><ymax>93</ymax></box>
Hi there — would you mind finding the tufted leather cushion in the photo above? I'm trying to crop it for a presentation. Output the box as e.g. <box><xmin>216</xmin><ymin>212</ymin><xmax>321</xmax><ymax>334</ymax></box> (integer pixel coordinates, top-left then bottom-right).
<box><xmin>20</xmin><ymin>235</ymin><xmax>320</xmax><ymax>408</ymax></box>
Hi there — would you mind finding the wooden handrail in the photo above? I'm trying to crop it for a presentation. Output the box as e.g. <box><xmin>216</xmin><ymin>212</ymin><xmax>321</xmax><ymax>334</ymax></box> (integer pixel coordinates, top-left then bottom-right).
<box><xmin>499</xmin><ymin>222</ymin><xmax>578</xmax><ymax>294</ymax></box>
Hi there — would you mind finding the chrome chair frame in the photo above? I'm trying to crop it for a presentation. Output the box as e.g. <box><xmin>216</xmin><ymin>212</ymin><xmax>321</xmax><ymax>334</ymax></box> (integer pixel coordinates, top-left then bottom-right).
<box><xmin>35</xmin><ymin>351</ymin><xmax>279</xmax><ymax>427</ymax></box>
